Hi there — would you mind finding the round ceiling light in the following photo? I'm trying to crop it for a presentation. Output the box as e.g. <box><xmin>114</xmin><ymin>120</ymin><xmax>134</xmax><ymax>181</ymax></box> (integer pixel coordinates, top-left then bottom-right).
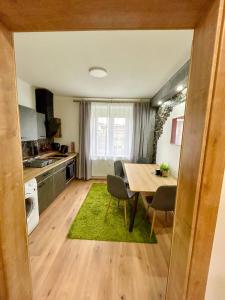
<box><xmin>89</xmin><ymin>67</ymin><xmax>108</xmax><ymax>78</ymax></box>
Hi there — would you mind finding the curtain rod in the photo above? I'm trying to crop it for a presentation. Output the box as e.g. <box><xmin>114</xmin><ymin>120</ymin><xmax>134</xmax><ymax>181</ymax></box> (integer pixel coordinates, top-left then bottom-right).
<box><xmin>73</xmin><ymin>97</ymin><xmax>151</xmax><ymax>104</ymax></box>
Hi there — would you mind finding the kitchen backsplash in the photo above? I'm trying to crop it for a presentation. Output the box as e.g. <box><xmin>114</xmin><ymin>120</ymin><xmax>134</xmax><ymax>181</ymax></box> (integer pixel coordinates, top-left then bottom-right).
<box><xmin>22</xmin><ymin>138</ymin><xmax>53</xmax><ymax>159</ymax></box>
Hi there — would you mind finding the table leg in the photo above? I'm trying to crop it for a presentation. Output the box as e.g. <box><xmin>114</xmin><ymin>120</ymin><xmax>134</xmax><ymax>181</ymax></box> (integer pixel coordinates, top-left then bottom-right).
<box><xmin>129</xmin><ymin>192</ymin><xmax>139</xmax><ymax>232</ymax></box>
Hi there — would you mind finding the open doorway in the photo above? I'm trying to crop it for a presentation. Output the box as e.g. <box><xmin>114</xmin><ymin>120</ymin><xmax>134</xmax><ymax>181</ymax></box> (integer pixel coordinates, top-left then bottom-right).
<box><xmin>14</xmin><ymin>30</ymin><xmax>193</xmax><ymax>299</ymax></box>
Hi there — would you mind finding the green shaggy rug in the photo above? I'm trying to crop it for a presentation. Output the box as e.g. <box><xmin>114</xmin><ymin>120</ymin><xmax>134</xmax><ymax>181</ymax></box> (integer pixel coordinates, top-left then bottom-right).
<box><xmin>68</xmin><ymin>183</ymin><xmax>157</xmax><ymax>244</ymax></box>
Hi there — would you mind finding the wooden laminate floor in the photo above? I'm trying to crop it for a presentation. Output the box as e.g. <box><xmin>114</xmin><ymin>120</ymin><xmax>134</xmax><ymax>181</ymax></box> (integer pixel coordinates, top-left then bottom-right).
<box><xmin>29</xmin><ymin>179</ymin><xmax>173</xmax><ymax>300</ymax></box>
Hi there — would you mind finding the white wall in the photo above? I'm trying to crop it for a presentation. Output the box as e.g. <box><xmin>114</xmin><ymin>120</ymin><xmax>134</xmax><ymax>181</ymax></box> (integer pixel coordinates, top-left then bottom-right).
<box><xmin>205</xmin><ymin>171</ymin><xmax>225</xmax><ymax>300</ymax></box>
<box><xmin>92</xmin><ymin>160</ymin><xmax>114</xmax><ymax>177</ymax></box>
<box><xmin>156</xmin><ymin>102</ymin><xmax>185</xmax><ymax>177</ymax></box>
<box><xmin>16</xmin><ymin>77</ymin><xmax>35</xmax><ymax>109</ymax></box>
<box><xmin>53</xmin><ymin>96</ymin><xmax>79</xmax><ymax>152</ymax></box>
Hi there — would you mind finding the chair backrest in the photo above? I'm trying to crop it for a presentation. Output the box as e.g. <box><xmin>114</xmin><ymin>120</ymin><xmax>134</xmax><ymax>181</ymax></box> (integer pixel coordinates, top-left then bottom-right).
<box><xmin>137</xmin><ymin>157</ymin><xmax>150</xmax><ymax>164</ymax></box>
<box><xmin>151</xmin><ymin>185</ymin><xmax>177</xmax><ymax>211</ymax></box>
<box><xmin>107</xmin><ymin>175</ymin><xmax>128</xmax><ymax>199</ymax></box>
<box><xmin>114</xmin><ymin>160</ymin><xmax>125</xmax><ymax>177</ymax></box>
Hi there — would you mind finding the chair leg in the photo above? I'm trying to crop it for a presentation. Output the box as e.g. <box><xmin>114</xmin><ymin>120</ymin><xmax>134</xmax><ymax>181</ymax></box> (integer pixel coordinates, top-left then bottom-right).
<box><xmin>150</xmin><ymin>210</ymin><xmax>156</xmax><ymax>239</ymax></box>
<box><xmin>124</xmin><ymin>200</ymin><xmax>127</xmax><ymax>226</ymax></box>
<box><xmin>105</xmin><ymin>196</ymin><xmax>112</xmax><ymax>219</ymax></box>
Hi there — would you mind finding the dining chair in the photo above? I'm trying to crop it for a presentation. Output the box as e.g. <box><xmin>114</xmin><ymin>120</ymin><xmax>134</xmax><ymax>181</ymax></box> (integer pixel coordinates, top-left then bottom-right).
<box><xmin>114</xmin><ymin>160</ymin><xmax>128</xmax><ymax>184</ymax></box>
<box><xmin>137</xmin><ymin>157</ymin><xmax>151</xmax><ymax>164</ymax></box>
<box><xmin>146</xmin><ymin>185</ymin><xmax>177</xmax><ymax>239</ymax></box>
<box><xmin>106</xmin><ymin>175</ymin><xmax>136</xmax><ymax>226</ymax></box>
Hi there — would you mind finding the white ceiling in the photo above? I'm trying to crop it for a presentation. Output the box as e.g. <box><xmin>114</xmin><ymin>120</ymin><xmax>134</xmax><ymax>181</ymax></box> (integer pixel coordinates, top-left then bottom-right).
<box><xmin>14</xmin><ymin>30</ymin><xmax>193</xmax><ymax>98</ymax></box>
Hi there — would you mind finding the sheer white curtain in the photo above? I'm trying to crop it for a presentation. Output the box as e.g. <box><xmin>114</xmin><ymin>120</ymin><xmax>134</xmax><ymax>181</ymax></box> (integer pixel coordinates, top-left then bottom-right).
<box><xmin>90</xmin><ymin>102</ymin><xmax>133</xmax><ymax>161</ymax></box>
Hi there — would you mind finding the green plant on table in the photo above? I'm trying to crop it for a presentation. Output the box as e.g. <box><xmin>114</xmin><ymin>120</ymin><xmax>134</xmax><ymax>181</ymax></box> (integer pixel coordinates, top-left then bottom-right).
<box><xmin>160</xmin><ymin>163</ymin><xmax>170</xmax><ymax>172</ymax></box>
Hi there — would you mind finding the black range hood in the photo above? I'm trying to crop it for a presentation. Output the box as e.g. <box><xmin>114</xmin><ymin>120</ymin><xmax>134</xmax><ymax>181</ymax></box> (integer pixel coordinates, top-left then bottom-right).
<box><xmin>35</xmin><ymin>88</ymin><xmax>61</xmax><ymax>138</ymax></box>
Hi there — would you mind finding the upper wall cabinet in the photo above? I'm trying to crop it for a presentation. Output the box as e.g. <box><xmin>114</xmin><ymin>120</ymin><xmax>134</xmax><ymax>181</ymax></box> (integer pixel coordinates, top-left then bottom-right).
<box><xmin>37</xmin><ymin>112</ymin><xmax>46</xmax><ymax>139</ymax></box>
<box><xmin>19</xmin><ymin>105</ymin><xmax>38</xmax><ymax>141</ymax></box>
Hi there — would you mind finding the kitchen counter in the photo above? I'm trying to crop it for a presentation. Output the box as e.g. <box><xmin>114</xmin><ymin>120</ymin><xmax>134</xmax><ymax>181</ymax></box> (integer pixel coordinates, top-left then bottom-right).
<box><xmin>23</xmin><ymin>152</ymin><xmax>78</xmax><ymax>183</ymax></box>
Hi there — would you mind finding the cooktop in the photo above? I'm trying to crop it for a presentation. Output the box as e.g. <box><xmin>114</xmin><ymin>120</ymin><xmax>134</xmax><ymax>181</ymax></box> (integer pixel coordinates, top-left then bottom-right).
<box><xmin>23</xmin><ymin>158</ymin><xmax>55</xmax><ymax>168</ymax></box>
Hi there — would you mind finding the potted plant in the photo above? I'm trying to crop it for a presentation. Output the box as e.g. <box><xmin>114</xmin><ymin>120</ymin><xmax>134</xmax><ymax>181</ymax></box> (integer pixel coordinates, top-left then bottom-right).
<box><xmin>160</xmin><ymin>163</ymin><xmax>170</xmax><ymax>177</ymax></box>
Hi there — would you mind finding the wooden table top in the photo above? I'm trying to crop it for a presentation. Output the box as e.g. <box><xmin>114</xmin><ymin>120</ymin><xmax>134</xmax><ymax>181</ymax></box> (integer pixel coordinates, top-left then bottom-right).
<box><xmin>124</xmin><ymin>163</ymin><xmax>177</xmax><ymax>193</ymax></box>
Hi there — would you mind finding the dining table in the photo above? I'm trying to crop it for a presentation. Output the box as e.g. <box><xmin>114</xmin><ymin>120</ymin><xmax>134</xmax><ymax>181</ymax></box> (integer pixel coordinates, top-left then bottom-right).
<box><xmin>124</xmin><ymin>163</ymin><xmax>177</xmax><ymax>232</ymax></box>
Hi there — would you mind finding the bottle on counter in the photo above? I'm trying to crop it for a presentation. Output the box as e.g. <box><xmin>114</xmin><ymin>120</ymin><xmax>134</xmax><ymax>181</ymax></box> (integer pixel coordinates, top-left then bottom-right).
<box><xmin>70</xmin><ymin>142</ymin><xmax>75</xmax><ymax>153</ymax></box>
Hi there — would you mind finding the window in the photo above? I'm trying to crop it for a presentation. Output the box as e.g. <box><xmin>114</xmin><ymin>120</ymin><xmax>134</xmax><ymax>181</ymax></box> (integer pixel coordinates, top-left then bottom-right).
<box><xmin>90</xmin><ymin>102</ymin><xmax>133</xmax><ymax>160</ymax></box>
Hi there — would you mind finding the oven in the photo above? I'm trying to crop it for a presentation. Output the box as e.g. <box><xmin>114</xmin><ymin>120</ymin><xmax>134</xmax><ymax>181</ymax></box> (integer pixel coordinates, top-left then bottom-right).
<box><xmin>66</xmin><ymin>159</ymin><xmax>75</xmax><ymax>183</ymax></box>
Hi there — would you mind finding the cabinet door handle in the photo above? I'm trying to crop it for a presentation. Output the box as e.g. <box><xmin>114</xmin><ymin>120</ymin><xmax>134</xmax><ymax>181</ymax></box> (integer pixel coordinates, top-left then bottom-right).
<box><xmin>43</xmin><ymin>172</ymin><xmax>50</xmax><ymax>177</ymax></box>
<box><xmin>38</xmin><ymin>181</ymin><xmax>46</xmax><ymax>188</ymax></box>
<box><xmin>53</xmin><ymin>167</ymin><xmax>66</xmax><ymax>175</ymax></box>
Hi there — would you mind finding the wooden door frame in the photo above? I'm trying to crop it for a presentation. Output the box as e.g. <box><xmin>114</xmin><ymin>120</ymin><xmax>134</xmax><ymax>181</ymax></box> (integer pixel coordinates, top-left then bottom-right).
<box><xmin>0</xmin><ymin>1</ymin><xmax>224</xmax><ymax>299</ymax></box>
<box><xmin>167</xmin><ymin>1</ymin><xmax>225</xmax><ymax>299</ymax></box>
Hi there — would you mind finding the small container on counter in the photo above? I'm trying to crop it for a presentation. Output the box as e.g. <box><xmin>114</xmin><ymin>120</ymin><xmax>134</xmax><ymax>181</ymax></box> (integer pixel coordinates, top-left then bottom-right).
<box><xmin>70</xmin><ymin>142</ymin><xmax>75</xmax><ymax>153</ymax></box>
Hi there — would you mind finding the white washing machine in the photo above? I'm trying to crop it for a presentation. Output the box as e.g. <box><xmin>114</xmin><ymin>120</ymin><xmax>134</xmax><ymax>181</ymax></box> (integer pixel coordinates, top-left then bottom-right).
<box><xmin>24</xmin><ymin>178</ymin><xmax>39</xmax><ymax>235</ymax></box>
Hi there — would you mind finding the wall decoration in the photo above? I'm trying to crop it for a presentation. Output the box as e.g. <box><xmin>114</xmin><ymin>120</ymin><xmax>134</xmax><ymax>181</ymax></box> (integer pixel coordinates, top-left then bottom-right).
<box><xmin>171</xmin><ymin>116</ymin><xmax>184</xmax><ymax>145</ymax></box>
<box><xmin>152</xmin><ymin>91</ymin><xmax>186</xmax><ymax>162</ymax></box>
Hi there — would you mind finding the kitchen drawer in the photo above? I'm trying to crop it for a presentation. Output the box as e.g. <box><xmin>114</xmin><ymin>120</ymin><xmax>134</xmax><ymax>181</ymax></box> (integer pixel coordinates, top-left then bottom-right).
<box><xmin>53</xmin><ymin>166</ymin><xmax>66</xmax><ymax>199</ymax></box>
<box><xmin>52</xmin><ymin>161</ymin><xmax>67</xmax><ymax>173</ymax></box>
<box><xmin>36</xmin><ymin>169</ymin><xmax>54</xmax><ymax>183</ymax></box>
<box><xmin>37</xmin><ymin>175</ymin><xmax>54</xmax><ymax>214</ymax></box>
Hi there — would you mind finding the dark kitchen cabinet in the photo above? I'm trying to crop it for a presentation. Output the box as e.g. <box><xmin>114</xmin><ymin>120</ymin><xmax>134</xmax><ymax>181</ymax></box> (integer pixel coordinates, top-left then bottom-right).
<box><xmin>53</xmin><ymin>166</ymin><xmax>66</xmax><ymax>199</ymax></box>
<box><xmin>19</xmin><ymin>105</ymin><xmax>38</xmax><ymax>141</ymax></box>
<box><xmin>37</xmin><ymin>112</ymin><xmax>46</xmax><ymax>139</ymax></box>
<box><xmin>37</xmin><ymin>174</ymin><xmax>54</xmax><ymax>214</ymax></box>
<box><xmin>36</xmin><ymin>162</ymin><xmax>67</xmax><ymax>214</ymax></box>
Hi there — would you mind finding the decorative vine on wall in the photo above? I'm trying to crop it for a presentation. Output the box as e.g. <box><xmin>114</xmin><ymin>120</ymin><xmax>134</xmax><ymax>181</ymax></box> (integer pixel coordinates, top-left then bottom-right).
<box><xmin>152</xmin><ymin>92</ymin><xmax>186</xmax><ymax>163</ymax></box>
